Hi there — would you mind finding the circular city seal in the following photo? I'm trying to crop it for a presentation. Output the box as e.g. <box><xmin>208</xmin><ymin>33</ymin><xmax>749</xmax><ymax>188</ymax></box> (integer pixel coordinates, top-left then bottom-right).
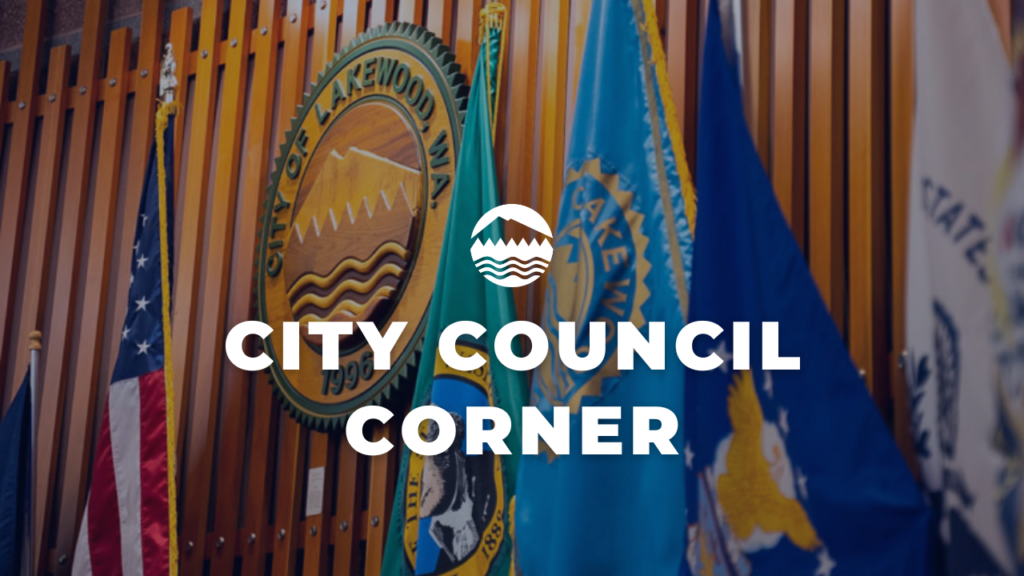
<box><xmin>256</xmin><ymin>23</ymin><xmax>467</xmax><ymax>429</ymax></box>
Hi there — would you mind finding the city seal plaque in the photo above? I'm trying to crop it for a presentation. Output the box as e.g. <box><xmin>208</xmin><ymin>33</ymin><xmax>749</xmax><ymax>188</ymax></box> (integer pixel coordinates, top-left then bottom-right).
<box><xmin>256</xmin><ymin>23</ymin><xmax>467</xmax><ymax>429</ymax></box>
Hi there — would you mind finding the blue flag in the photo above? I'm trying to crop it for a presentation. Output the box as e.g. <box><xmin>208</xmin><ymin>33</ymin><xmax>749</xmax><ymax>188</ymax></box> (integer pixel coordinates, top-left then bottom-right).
<box><xmin>514</xmin><ymin>0</ymin><xmax>696</xmax><ymax>573</ymax></box>
<box><xmin>0</xmin><ymin>372</ymin><xmax>32</xmax><ymax>575</ymax></box>
<box><xmin>682</xmin><ymin>6</ymin><xmax>931</xmax><ymax>576</ymax></box>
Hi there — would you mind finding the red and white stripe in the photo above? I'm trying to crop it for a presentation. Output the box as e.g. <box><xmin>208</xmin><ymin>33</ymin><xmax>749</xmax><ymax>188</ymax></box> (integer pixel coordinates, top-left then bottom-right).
<box><xmin>72</xmin><ymin>369</ymin><xmax>171</xmax><ymax>576</ymax></box>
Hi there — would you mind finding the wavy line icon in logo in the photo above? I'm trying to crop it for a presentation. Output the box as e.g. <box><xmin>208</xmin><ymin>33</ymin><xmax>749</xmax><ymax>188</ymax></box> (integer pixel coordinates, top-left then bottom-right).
<box><xmin>470</xmin><ymin>204</ymin><xmax>554</xmax><ymax>287</ymax></box>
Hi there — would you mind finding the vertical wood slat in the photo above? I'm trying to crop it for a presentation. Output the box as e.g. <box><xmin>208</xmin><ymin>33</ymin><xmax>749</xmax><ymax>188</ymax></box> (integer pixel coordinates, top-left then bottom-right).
<box><xmin>125</xmin><ymin>0</ymin><xmax>166</xmax><ymax>201</ymax></box>
<box><xmin>808</xmin><ymin>0</ymin><xmax>846</xmax><ymax>335</ymax></box>
<box><xmin>235</xmin><ymin>1</ymin><xmax>284</xmax><ymax>574</ymax></box>
<box><xmin>342</xmin><ymin>0</ymin><xmax>369</xmax><ymax>46</ymax></box>
<box><xmin>398</xmin><ymin>0</ymin><xmax>424</xmax><ymax>24</ymax></box>
<box><xmin>455</xmin><ymin>0</ymin><xmax>483</xmax><ymax>80</ymax></box>
<box><xmin>271</xmin><ymin>421</ymin><xmax>307</xmax><ymax>576</ymax></box>
<box><xmin>0</xmin><ymin>0</ymin><xmax>46</xmax><ymax>403</ymax></box>
<box><xmin>426</xmin><ymin>0</ymin><xmax>453</xmax><ymax>41</ymax></box>
<box><xmin>171</xmin><ymin>0</ymin><xmax>223</xmax><ymax>451</ymax></box>
<box><xmin>364</xmin><ymin>422</ymin><xmax>398</xmax><ymax>576</ymax></box>
<box><xmin>332</xmin><ymin>438</ymin><xmax>365</xmax><ymax>574</ymax></box>
<box><xmin>18</xmin><ymin>46</ymin><xmax>71</xmax><ymax>373</ymax></box>
<box><xmin>569</xmin><ymin>0</ymin><xmax>592</xmax><ymax>128</ymax></box>
<box><xmin>53</xmin><ymin>29</ymin><xmax>133</xmax><ymax>574</ymax></box>
<box><xmin>301</xmin><ymin>434</ymin><xmax>336</xmax><ymax>576</ymax></box>
<box><xmin>848</xmin><ymin>0</ymin><xmax>888</xmax><ymax>405</ymax></box>
<box><xmin>0</xmin><ymin>62</ymin><xmax>8</xmax><ymax>159</ymax></box>
<box><xmin>889</xmin><ymin>0</ymin><xmax>918</xmax><ymax>473</ymax></box>
<box><xmin>20</xmin><ymin>44</ymin><xmax>71</xmax><ymax>575</ymax></box>
<box><xmin>302</xmin><ymin>5</ymin><xmax>346</xmax><ymax>574</ymax></box>
<box><xmin>538</xmin><ymin>0</ymin><xmax>570</xmax><ymax>227</ymax></box>
<box><xmin>771</xmin><ymin>0</ymin><xmax>808</xmax><ymax>250</ymax></box>
<box><xmin>271</xmin><ymin>2</ymin><xmax>311</xmax><ymax>575</ymax></box>
<box><xmin>536</xmin><ymin>0</ymin><xmax>571</xmax><ymax>324</ymax></box>
<box><xmin>313</xmin><ymin>0</ymin><xmax>341</xmax><ymax>71</ymax></box>
<box><xmin>371</xmin><ymin>0</ymin><xmax>396</xmax><ymax>27</ymax></box>
<box><xmin>167</xmin><ymin>9</ymin><xmax>194</xmax><ymax>176</ymax></box>
<box><xmin>506</xmin><ymin>0</ymin><xmax>540</xmax><ymax>321</ymax></box>
<box><xmin>180</xmin><ymin>0</ymin><xmax>252</xmax><ymax>571</ymax></box>
<box><xmin>666</xmin><ymin>0</ymin><xmax>699</xmax><ymax>168</ymax></box>
<box><xmin>238</xmin><ymin>385</ymin><xmax>278</xmax><ymax>576</ymax></box>
<box><xmin>39</xmin><ymin>2</ymin><xmax>108</xmax><ymax>567</ymax></box>
<box><xmin>743</xmin><ymin>0</ymin><xmax>772</xmax><ymax>168</ymax></box>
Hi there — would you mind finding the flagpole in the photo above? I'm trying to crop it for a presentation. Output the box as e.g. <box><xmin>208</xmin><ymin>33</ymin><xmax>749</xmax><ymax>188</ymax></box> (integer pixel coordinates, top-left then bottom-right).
<box><xmin>158</xmin><ymin>44</ymin><xmax>181</xmax><ymax>576</ymax></box>
<box><xmin>25</xmin><ymin>331</ymin><xmax>41</xmax><ymax>576</ymax></box>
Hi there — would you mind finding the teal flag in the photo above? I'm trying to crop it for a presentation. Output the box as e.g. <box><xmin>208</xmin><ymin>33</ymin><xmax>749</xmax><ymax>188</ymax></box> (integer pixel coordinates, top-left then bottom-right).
<box><xmin>513</xmin><ymin>0</ymin><xmax>697</xmax><ymax>574</ymax></box>
<box><xmin>382</xmin><ymin>21</ymin><xmax>527</xmax><ymax>576</ymax></box>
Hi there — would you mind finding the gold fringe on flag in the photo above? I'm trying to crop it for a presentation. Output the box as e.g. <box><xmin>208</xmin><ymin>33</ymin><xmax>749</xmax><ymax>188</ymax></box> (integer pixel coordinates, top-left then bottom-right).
<box><xmin>154</xmin><ymin>98</ymin><xmax>179</xmax><ymax>576</ymax></box>
<box><xmin>640</xmin><ymin>0</ymin><xmax>699</xmax><ymax>235</ymax></box>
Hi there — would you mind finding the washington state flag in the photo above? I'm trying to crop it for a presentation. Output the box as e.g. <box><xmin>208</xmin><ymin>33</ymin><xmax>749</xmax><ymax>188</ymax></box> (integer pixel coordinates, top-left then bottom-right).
<box><xmin>381</xmin><ymin>12</ymin><xmax>527</xmax><ymax>576</ymax></box>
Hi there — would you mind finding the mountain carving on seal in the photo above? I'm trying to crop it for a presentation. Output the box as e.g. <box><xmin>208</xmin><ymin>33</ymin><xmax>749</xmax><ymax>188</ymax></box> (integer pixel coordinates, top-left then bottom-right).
<box><xmin>285</xmin><ymin>146</ymin><xmax>421</xmax><ymax>344</ymax></box>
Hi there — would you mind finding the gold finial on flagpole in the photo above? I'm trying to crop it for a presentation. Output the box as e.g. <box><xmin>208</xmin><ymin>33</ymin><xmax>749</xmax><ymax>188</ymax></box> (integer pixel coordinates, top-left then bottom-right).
<box><xmin>159</xmin><ymin>44</ymin><xmax>178</xmax><ymax>104</ymax></box>
<box><xmin>479</xmin><ymin>1</ymin><xmax>507</xmax><ymax>45</ymax></box>
<box><xmin>479</xmin><ymin>1</ymin><xmax>509</xmax><ymax>140</ymax></box>
<box><xmin>28</xmin><ymin>330</ymin><xmax>42</xmax><ymax>350</ymax></box>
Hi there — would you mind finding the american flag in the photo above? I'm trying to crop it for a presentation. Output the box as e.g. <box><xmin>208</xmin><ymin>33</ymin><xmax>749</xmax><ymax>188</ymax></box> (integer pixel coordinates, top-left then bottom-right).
<box><xmin>72</xmin><ymin>104</ymin><xmax>178</xmax><ymax>576</ymax></box>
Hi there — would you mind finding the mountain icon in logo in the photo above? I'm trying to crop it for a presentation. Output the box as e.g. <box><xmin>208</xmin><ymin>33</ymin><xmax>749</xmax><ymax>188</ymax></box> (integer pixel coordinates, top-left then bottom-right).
<box><xmin>470</xmin><ymin>204</ymin><xmax>553</xmax><ymax>287</ymax></box>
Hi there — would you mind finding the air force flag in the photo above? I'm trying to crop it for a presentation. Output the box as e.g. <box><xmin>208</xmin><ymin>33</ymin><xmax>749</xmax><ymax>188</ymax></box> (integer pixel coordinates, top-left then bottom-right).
<box><xmin>683</xmin><ymin>5</ymin><xmax>931</xmax><ymax>575</ymax></box>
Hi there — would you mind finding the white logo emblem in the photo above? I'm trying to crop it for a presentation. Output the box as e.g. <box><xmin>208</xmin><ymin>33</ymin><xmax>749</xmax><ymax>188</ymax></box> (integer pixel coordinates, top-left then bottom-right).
<box><xmin>470</xmin><ymin>204</ymin><xmax>553</xmax><ymax>287</ymax></box>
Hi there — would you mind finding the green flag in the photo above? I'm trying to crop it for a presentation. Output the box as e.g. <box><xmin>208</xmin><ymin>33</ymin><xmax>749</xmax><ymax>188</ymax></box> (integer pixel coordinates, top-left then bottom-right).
<box><xmin>382</xmin><ymin>12</ymin><xmax>526</xmax><ymax>576</ymax></box>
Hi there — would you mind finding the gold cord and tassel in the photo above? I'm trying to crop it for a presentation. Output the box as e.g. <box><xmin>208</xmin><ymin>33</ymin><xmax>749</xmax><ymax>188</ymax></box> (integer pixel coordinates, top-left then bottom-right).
<box><xmin>155</xmin><ymin>95</ymin><xmax>179</xmax><ymax>576</ymax></box>
<box><xmin>640</xmin><ymin>0</ymin><xmax>698</xmax><ymax>235</ymax></box>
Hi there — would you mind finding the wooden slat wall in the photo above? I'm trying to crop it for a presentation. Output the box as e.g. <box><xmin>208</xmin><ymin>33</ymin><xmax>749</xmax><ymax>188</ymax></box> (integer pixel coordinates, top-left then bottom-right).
<box><xmin>40</xmin><ymin>0</ymin><xmax>109</xmax><ymax>570</ymax></box>
<box><xmin>180</xmin><ymin>0</ymin><xmax>252</xmax><ymax>571</ymax></box>
<box><xmin>0</xmin><ymin>0</ymin><xmax>987</xmax><ymax>573</ymax></box>
<box><xmin>848</xmin><ymin>0</ymin><xmax>889</xmax><ymax>410</ymax></box>
<box><xmin>771</xmin><ymin>0</ymin><xmax>807</xmax><ymax>250</ymax></box>
<box><xmin>742</xmin><ymin>0</ymin><xmax>771</xmax><ymax>166</ymax></box>
<box><xmin>270</xmin><ymin>3</ymin><xmax>309</xmax><ymax>575</ymax></box>
<box><xmin>234</xmin><ymin>1</ymin><xmax>283</xmax><ymax>573</ymax></box>
<box><xmin>23</xmin><ymin>43</ymin><xmax>71</xmax><ymax>575</ymax></box>
<box><xmin>0</xmin><ymin>0</ymin><xmax>45</xmax><ymax>403</ymax></box>
<box><xmin>808</xmin><ymin>0</ymin><xmax>846</xmax><ymax>335</ymax></box>
<box><xmin>55</xmin><ymin>28</ymin><xmax>134</xmax><ymax>576</ymax></box>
